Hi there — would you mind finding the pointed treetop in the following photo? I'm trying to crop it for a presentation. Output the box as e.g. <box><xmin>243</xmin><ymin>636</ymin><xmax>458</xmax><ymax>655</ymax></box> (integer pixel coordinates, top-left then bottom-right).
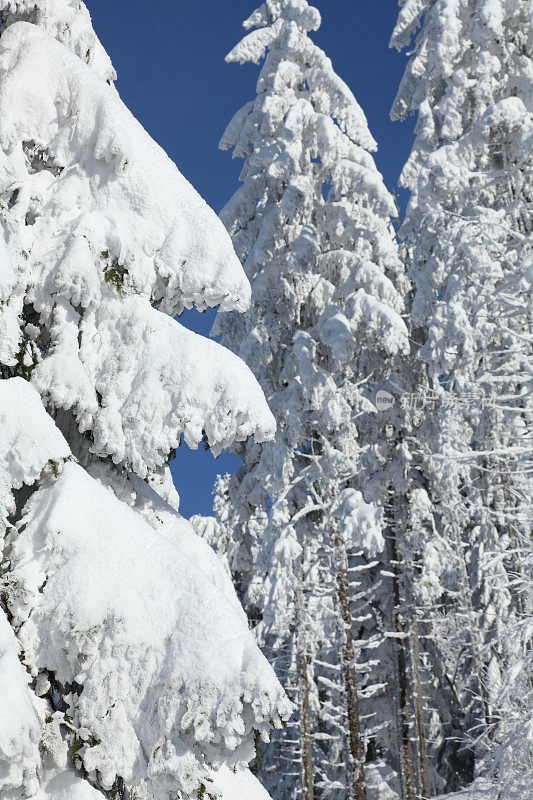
<box><xmin>226</xmin><ymin>0</ymin><xmax>321</xmax><ymax>65</ymax></box>
<box><xmin>224</xmin><ymin>1</ymin><xmax>376</xmax><ymax>154</ymax></box>
<box><xmin>243</xmin><ymin>0</ymin><xmax>321</xmax><ymax>32</ymax></box>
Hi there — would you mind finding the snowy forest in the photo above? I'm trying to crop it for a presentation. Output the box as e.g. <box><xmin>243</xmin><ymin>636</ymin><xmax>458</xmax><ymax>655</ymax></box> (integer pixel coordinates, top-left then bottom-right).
<box><xmin>0</xmin><ymin>2</ymin><xmax>531</xmax><ymax>800</ymax></box>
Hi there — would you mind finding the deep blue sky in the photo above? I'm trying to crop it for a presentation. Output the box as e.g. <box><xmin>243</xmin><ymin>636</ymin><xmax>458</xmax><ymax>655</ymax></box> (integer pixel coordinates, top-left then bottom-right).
<box><xmin>87</xmin><ymin>0</ymin><xmax>415</xmax><ymax>518</ymax></box>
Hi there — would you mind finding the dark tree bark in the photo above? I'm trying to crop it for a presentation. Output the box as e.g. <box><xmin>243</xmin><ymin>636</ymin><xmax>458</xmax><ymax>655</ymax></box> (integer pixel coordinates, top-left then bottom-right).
<box><xmin>297</xmin><ymin>573</ymin><xmax>315</xmax><ymax>800</ymax></box>
<box><xmin>335</xmin><ymin>535</ymin><xmax>367</xmax><ymax>800</ymax></box>
<box><xmin>411</xmin><ymin>616</ymin><xmax>430</xmax><ymax>799</ymax></box>
<box><xmin>387</xmin><ymin>520</ymin><xmax>417</xmax><ymax>800</ymax></box>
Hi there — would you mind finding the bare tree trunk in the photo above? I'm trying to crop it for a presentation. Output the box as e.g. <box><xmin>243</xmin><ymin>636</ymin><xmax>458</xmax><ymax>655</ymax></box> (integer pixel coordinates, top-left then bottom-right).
<box><xmin>387</xmin><ymin>523</ymin><xmax>417</xmax><ymax>800</ymax></box>
<box><xmin>335</xmin><ymin>535</ymin><xmax>367</xmax><ymax>800</ymax></box>
<box><xmin>297</xmin><ymin>572</ymin><xmax>315</xmax><ymax>800</ymax></box>
<box><xmin>411</xmin><ymin>616</ymin><xmax>430</xmax><ymax>799</ymax></box>
<box><xmin>453</xmin><ymin>526</ymin><xmax>491</xmax><ymax>728</ymax></box>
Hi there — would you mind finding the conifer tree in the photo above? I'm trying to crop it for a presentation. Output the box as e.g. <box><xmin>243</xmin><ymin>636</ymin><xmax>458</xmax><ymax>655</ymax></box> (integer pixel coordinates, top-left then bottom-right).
<box><xmin>0</xmin><ymin>2</ymin><xmax>292</xmax><ymax>798</ymax></box>
<box><xmin>391</xmin><ymin>0</ymin><xmax>533</xmax><ymax>793</ymax></box>
<box><xmin>209</xmin><ymin>2</ymin><xmax>410</xmax><ymax>798</ymax></box>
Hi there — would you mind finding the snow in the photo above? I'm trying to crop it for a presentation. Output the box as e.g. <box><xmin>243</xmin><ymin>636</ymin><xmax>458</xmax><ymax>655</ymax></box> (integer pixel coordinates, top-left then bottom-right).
<box><xmin>0</xmin><ymin>21</ymin><xmax>250</xmax><ymax>317</ymax></box>
<box><xmin>211</xmin><ymin>1</ymin><xmax>409</xmax><ymax>796</ymax></box>
<box><xmin>0</xmin><ymin>610</ymin><xmax>44</xmax><ymax>795</ymax></box>
<box><xmin>390</xmin><ymin>0</ymin><xmax>429</xmax><ymax>51</ymax></box>
<box><xmin>0</xmin><ymin>377</ymin><xmax>70</xmax><ymax>522</ymax></box>
<box><xmin>5</xmin><ymin>770</ymin><xmax>105</xmax><ymax>800</ymax></box>
<box><xmin>134</xmin><ymin>487</ymin><xmax>246</xmax><ymax>620</ymax></box>
<box><xmin>0</xmin><ymin>22</ymin><xmax>277</xmax><ymax>476</ymax></box>
<box><xmin>436</xmin><ymin>784</ymin><xmax>494</xmax><ymax>800</ymax></box>
<box><xmin>33</xmin><ymin>294</ymin><xmax>276</xmax><ymax>475</ymax></box>
<box><xmin>0</xmin><ymin>1</ymin><xmax>527</xmax><ymax>798</ymax></box>
<box><xmin>8</xmin><ymin>462</ymin><xmax>292</xmax><ymax>798</ymax></box>
<box><xmin>0</xmin><ymin>7</ymin><xmax>289</xmax><ymax>800</ymax></box>
<box><xmin>345</xmin><ymin>289</ymin><xmax>409</xmax><ymax>356</ymax></box>
<box><xmin>230</xmin><ymin>2</ymin><xmax>321</xmax><ymax>65</ymax></box>
<box><xmin>211</xmin><ymin>765</ymin><xmax>272</xmax><ymax>800</ymax></box>
<box><xmin>0</xmin><ymin>0</ymin><xmax>115</xmax><ymax>82</ymax></box>
<box><xmin>390</xmin><ymin>3</ymin><xmax>533</xmax><ymax>798</ymax></box>
<box><xmin>329</xmin><ymin>489</ymin><xmax>384</xmax><ymax>557</ymax></box>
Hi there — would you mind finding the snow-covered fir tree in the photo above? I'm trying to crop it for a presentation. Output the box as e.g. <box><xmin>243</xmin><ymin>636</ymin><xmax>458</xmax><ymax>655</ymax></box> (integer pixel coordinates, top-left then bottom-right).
<box><xmin>0</xmin><ymin>3</ymin><xmax>294</xmax><ymax>799</ymax></box>
<box><xmin>391</xmin><ymin>0</ymin><xmax>533</xmax><ymax>795</ymax></box>
<box><xmin>206</xmin><ymin>2</ymin><xmax>414</xmax><ymax>798</ymax></box>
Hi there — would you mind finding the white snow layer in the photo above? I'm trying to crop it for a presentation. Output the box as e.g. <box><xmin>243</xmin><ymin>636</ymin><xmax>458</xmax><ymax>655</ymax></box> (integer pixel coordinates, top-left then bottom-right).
<box><xmin>328</xmin><ymin>489</ymin><xmax>384</xmax><ymax>556</ymax></box>
<box><xmin>131</xmin><ymin>481</ymin><xmax>246</xmax><ymax>620</ymax></box>
<box><xmin>435</xmin><ymin>782</ymin><xmax>495</xmax><ymax>800</ymax></box>
<box><xmin>0</xmin><ymin>609</ymin><xmax>44</xmax><ymax>794</ymax></box>
<box><xmin>4</xmin><ymin>770</ymin><xmax>105</xmax><ymax>800</ymax></box>
<box><xmin>0</xmin><ymin>23</ymin><xmax>249</xmax><ymax>316</ymax></box>
<box><xmin>0</xmin><ymin>0</ymin><xmax>115</xmax><ymax>81</ymax></box>
<box><xmin>8</xmin><ymin>462</ymin><xmax>292</xmax><ymax>797</ymax></box>
<box><xmin>211</xmin><ymin>765</ymin><xmax>272</xmax><ymax>800</ymax></box>
<box><xmin>33</xmin><ymin>295</ymin><xmax>276</xmax><ymax>474</ymax></box>
<box><xmin>0</xmin><ymin>377</ymin><xmax>70</xmax><ymax>522</ymax></box>
<box><xmin>0</xmin><ymin>22</ymin><xmax>276</xmax><ymax>474</ymax></box>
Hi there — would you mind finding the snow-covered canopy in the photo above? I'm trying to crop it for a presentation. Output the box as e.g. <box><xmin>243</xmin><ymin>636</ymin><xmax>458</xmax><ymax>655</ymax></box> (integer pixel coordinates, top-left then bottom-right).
<box><xmin>8</xmin><ymin>460</ymin><xmax>290</xmax><ymax>797</ymax></box>
<box><xmin>0</xmin><ymin>377</ymin><xmax>69</xmax><ymax>523</ymax></box>
<box><xmin>208</xmin><ymin>2</ymin><xmax>411</xmax><ymax>797</ymax></box>
<box><xmin>0</xmin><ymin>0</ymin><xmax>115</xmax><ymax>82</ymax></box>
<box><xmin>0</xmin><ymin>21</ymin><xmax>275</xmax><ymax>476</ymax></box>
<box><xmin>0</xmin><ymin>6</ymin><xmax>288</xmax><ymax>800</ymax></box>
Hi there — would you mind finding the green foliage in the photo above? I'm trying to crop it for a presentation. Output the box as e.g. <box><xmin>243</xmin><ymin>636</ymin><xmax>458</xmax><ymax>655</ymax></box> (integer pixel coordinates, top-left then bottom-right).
<box><xmin>197</xmin><ymin>781</ymin><xmax>215</xmax><ymax>800</ymax></box>
<box><xmin>254</xmin><ymin>729</ymin><xmax>263</xmax><ymax>766</ymax></box>
<box><xmin>104</xmin><ymin>266</ymin><xmax>125</xmax><ymax>291</ymax></box>
<box><xmin>101</xmin><ymin>251</ymin><xmax>128</xmax><ymax>291</ymax></box>
<box><xmin>15</xmin><ymin>338</ymin><xmax>37</xmax><ymax>381</ymax></box>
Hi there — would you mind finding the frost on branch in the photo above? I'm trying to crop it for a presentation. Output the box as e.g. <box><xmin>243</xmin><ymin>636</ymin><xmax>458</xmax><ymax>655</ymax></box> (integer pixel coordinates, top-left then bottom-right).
<box><xmin>390</xmin><ymin>0</ymin><xmax>533</xmax><ymax>793</ymax></box>
<box><xmin>7</xmin><ymin>462</ymin><xmax>292</xmax><ymax>798</ymax></box>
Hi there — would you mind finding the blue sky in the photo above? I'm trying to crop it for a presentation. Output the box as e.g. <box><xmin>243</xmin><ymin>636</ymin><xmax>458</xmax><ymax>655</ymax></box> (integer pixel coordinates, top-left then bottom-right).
<box><xmin>88</xmin><ymin>0</ymin><xmax>415</xmax><ymax>517</ymax></box>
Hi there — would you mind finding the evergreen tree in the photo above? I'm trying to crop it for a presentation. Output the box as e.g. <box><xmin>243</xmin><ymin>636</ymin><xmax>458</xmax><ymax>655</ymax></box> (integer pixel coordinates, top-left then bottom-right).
<box><xmin>391</xmin><ymin>0</ymin><xmax>533</xmax><ymax>793</ymax></box>
<box><xmin>0</xmin><ymin>3</ymin><xmax>292</xmax><ymax>799</ymax></box>
<box><xmin>210</xmin><ymin>2</ymin><xmax>410</xmax><ymax>798</ymax></box>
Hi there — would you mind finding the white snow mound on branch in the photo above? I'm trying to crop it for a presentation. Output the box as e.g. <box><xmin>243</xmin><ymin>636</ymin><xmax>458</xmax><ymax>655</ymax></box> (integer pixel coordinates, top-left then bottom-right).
<box><xmin>3</xmin><ymin>769</ymin><xmax>105</xmax><ymax>800</ymax></box>
<box><xmin>0</xmin><ymin>610</ymin><xmax>44</xmax><ymax>795</ymax></box>
<box><xmin>329</xmin><ymin>489</ymin><xmax>384</xmax><ymax>557</ymax></box>
<box><xmin>32</xmin><ymin>295</ymin><xmax>276</xmax><ymax>474</ymax></box>
<box><xmin>243</xmin><ymin>1</ymin><xmax>321</xmax><ymax>34</ymax></box>
<box><xmin>0</xmin><ymin>377</ymin><xmax>70</xmax><ymax>521</ymax></box>
<box><xmin>0</xmin><ymin>22</ymin><xmax>250</xmax><ymax>315</ymax></box>
<box><xmin>211</xmin><ymin>765</ymin><xmax>273</xmax><ymax>800</ymax></box>
<box><xmin>9</xmin><ymin>462</ymin><xmax>292</xmax><ymax>797</ymax></box>
<box><xmin>0</xmin><ymin>0</ymin><xmax>115</xmax><ymax>81</ymax></box>
<box><xmin>136</xmin><ymin>494</ymin><xmax>246</xmax><ymax>620</ymax></box>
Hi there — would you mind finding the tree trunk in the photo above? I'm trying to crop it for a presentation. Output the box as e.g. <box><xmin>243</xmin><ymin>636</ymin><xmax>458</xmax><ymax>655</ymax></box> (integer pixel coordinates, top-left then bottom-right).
<box><xmin>452</xmin><ymin>525</ymin><xmax>492</xmax><ymax>728</ymax></box>
<box><xmin>387</xmin><ymin>523</ymin><xmax>417</xmax><ymax>800</ymax></box>
<box><xmin>411</xmin><ymin>616</ymin><xmax>430</xmax><ymax>799</ymax></box>
<box><xmin>335</xmin><ymin>535</ymin><xmax>367</xmax><ymax>800</ymax></box>
<box><xmin>297</xmin><ymin>573</ymin><xmax>315</xmax><ymax>800</ymax></box>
